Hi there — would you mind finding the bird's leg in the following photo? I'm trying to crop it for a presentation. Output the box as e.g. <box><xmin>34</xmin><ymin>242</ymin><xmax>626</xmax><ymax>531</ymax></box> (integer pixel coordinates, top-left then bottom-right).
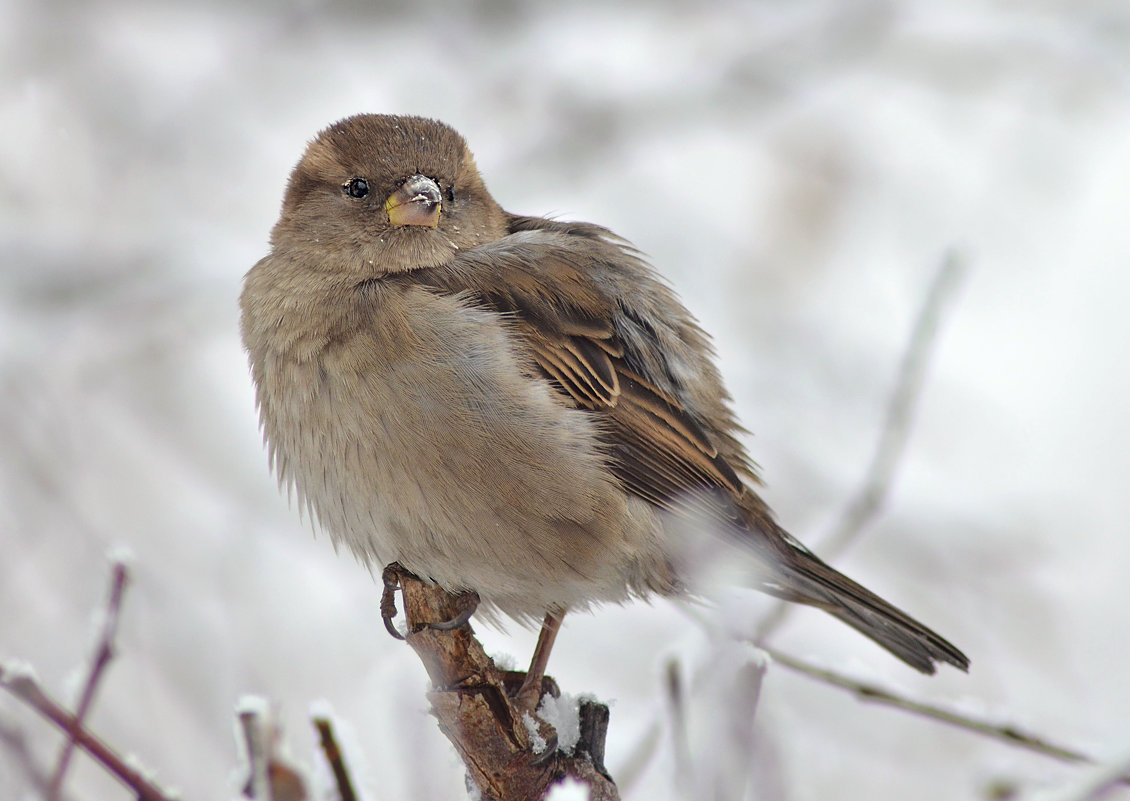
<box><xmin>514</xmin><ymin>610</ymin><xmax>565</xmax><ymax>714</ymax></box>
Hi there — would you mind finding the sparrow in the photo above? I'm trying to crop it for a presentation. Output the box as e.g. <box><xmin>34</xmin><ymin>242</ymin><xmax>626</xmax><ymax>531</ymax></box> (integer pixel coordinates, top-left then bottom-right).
<box><xmin>240</xmin><ymin>114</ymin><xmax>968</xmax><ymax>706</ymax></box>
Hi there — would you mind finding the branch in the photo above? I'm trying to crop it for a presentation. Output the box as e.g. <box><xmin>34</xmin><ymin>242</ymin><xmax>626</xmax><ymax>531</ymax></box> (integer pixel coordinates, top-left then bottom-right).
<box><xmin>762</xmin><ymin>647</ymin><xmax>1128</xmax><ymax>783</ymax></box>
<box><xmin>392</xmin><ymin>573</ymin><xmax>619</xmax><ymax>801</ymax></box>
<box><xmin>0</xmin><ymin>664</ymin><xmax>177</xmax><ymax>801</ymax></box>
<box><xmin>48</xmin><ymin>558</ymin><xmax>130</xmax><ymax>801</ymax></box>
<box><xmin>756</xmin><ymin>249</ymin><xmax>966</xmax><ymax>640</ymax></box>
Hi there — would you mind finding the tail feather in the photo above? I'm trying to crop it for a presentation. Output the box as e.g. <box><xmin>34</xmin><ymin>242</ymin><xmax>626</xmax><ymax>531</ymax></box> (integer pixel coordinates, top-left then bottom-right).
<box><xmin>744</xmin><ymin>510</ymin><xmax>969</xmax><ymax>674</ymax></box>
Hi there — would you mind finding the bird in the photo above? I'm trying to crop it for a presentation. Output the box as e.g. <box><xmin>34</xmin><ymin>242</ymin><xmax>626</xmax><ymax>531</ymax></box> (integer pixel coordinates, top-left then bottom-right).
<box><xmin>240</xmin><ymin>113</ymin><xmax>968</xmax><ymax>708</ymax></box>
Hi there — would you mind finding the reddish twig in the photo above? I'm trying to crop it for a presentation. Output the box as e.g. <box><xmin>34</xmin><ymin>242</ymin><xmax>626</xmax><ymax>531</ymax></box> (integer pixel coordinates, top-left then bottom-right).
<box><xmin>0</xmin><ymin>665</ymin><xmax>176</xmax><ymax>801</ymax></box>
<box><xmin>0</xmin><ymin>717</ymin><xmax>66</xmax><ymax>800</ymax></box>
<box><xmin>47</xmin><ymin>559</ymin><xmax>130</xmax><ymax>801</ymax></box>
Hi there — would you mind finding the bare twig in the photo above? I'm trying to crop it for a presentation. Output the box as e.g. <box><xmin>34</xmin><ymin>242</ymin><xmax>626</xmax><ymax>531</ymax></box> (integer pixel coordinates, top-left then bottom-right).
<box><xmin>239</xmin><ymin>705</ymin><xmax>273</xmax><ymax>801</ymax></box>
<box><xmin>763</xmin><ymin>647</ymin><xmax>1126</xmax><ymax>781</ymax></box>
<box><xmin>662</xmin><ymin>659</ymin><xmax>692</xmax><ymax>800</ymax></box>
<box><xmin>756</xmin><ymin>250</ymin><xmax>967</xmax><ymax>641</ymax></box>
<box><xmin>47</xmin><ymin>559</ymin><xmax>130</xmax><ymax>801</ymax></box>
<box><xmin>712</xmin><ymin>650</ymin><xmax>766</xmax><ymax>801</ymax></box>
<box><xmin>0</xmin><ymin>666</ymin><xmax>177</xmax><ymax>801</ymax></box>
<box><xmin>313</xmin><ymin>716</ymin><xmax>358</xmax><ymax>801</ymax></box>
<box><xmin>820</xmin><ymin>249</ymin><xmax>966</xmax><ymax>560</ymax></box>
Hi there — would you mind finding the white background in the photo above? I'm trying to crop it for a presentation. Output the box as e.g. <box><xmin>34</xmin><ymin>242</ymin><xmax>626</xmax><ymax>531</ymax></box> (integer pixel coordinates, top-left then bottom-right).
<box><xmin>2</xmin><ymin>1</ymin><xmax>1129</xmax><ymax>799</ymax></box>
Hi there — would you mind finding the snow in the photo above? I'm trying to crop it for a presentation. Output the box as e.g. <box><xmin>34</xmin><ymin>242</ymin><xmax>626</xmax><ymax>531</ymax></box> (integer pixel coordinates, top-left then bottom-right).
<box><xmin>545</xmin><ymin>776</ymin><xmax>592</xmax><ymax>801</ymax></box>
<box><xmin>537</xmin><ymin>692</ymin><xmax>598</xmax><ymax>757</ymax></box>
<box><xmin>522</xmin><ymin>711</ymin><xmax>549</xmax><ymax>755</ymax></box>
<box><xmin>490</xmin><ymin>651</ymin><xmax>519</xmax><ymax>671</ymax></box>
<box><xmin>105</xmin><ymin>544</ymin><xmax>137</xmax><ymax>566</ymax></box>
<box><xmin>307</xmin><ymin>698</ymin><xmax>335</xmax><ymax>720</ymax></box>
<box><xmin>0</xmin><ymin>660</ymin><xmax>40</xmax><ymax>684</ymax></box>
<box><xmin>233</xmin><ymin>695</ymin><xmax>271</xmax><ymax>718</ymax></box>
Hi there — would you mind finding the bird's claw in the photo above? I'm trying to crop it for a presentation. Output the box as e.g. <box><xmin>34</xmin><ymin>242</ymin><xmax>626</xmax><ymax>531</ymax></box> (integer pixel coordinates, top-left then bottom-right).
<box><xmin>380</xmin><ymin>562</ymin><xmax>479</xmax><ymax>638</ymax></box>
<box><xmin>427</xmin><ymin>590</ymin><xmax>480</xmax><ymax>631</ymax></box>
<box><xmin>380</xmin><ymin>562</ymin><xmax>408</xmax><ymax>640</ymax></box>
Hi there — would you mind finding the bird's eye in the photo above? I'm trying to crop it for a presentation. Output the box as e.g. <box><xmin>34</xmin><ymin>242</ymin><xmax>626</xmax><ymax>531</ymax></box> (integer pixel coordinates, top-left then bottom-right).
<box><xmin>343</xmin><ymin>177</ymin><xmax>369</xmax><ymax>199</ymax></box>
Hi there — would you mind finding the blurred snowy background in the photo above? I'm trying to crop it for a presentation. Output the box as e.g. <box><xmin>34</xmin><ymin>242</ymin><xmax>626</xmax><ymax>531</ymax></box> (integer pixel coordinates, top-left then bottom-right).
<box><xmin>3</xmin><ymin>0</ymin><xmax>1129</xmax><ymax>799</ymax></box>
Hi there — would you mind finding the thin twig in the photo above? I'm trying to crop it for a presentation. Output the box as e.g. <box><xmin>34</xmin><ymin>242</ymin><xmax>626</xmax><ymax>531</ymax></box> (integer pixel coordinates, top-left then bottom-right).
<box><xmin>706</xmin><ymin>647</ymin><xmax>768</xmax><ymax>801</ymax></box>
<box><xmin>0</xmin><ymin>717</ymin><xmax>62</xmax><ymax>800</ymax></box>
<box><xmin>238</xmin><ymin>700</ymin><xmax>309</xmax><ymax>801</ymax></box>
<box><xmin>313</xmin><ymin>717</ymin><xmax>358</xmax><ymax>801</ymax></box>
<box><xmin>820</xmin><ymin>249</ymin><xmax>967</xmax><ymax>559</ymax></box>
<box><xmin>47</xmin><ymin>559</ymin><xmax>130</xmax><ymax>801</ymax></box>
<box><xmin>239</xmin><ymin>707</ymin><xmax>272</xmax><ymax>801</ymax></box>
<box><xmin>756</xmin><ymin>250</ymin><xmax>967</xmax><ymax>641</ymax></box>
<box><xmin>1032</xmin><ymin>743</ymin><xmax>1130</xmax><ymax>801</ymax></box>
<box><xmin>0</xmin><ymin>667</ymin><xmax>177</xmax><ymax>801</ymax></box>
<box><xmin>763</xmin><ymin>647</ymin><xmax>1126</xmax><ymax>781</ymax></box>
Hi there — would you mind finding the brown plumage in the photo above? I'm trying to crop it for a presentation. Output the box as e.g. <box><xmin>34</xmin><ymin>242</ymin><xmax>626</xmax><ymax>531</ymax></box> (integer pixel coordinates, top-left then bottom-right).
<box><xmin>241</xmin><ymin>114</ymin><xmax>969</xmax><ymax>677</ymax></box>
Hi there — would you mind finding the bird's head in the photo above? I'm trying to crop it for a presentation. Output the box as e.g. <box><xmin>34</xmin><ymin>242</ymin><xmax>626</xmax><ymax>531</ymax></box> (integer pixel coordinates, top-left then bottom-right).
<box><xmin>270</xmin><ymin>114</ymin><xmax>508</xmax><ymax>274</ymax></box>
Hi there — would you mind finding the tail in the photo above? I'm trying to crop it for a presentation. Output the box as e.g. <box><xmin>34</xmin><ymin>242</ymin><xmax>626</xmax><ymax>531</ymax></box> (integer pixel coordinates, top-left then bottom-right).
<box><xmin>743</xmin><ymin>506</ymin><xmax>969</xmax><ymax>674</ymax></box>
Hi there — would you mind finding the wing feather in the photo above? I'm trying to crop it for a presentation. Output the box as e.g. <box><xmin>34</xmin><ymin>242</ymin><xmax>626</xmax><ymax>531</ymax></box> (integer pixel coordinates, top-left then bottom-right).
<box><xmin>388</xmin><ymin>230</ymin><xmax>747</xmax><ymax>525</ymax></box>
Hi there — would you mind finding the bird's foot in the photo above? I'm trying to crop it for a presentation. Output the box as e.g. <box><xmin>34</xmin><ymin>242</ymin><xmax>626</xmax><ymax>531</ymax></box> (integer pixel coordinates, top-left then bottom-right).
<box><xmin>380</xmin><ymin>562</ymin><xmax>480</xmax><ymax>638</ymax></box>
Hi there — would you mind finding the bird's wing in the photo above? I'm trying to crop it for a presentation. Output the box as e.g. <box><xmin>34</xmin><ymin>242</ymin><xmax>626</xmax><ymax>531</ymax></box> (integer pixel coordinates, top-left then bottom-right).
<box><xmin>401</xmin><ymin>226</ymin><xmax>747</xmax><ymax>527</ymax></box>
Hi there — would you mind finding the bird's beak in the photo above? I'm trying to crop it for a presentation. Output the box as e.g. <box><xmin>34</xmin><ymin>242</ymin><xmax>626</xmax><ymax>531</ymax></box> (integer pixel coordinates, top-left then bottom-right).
<box><xmin>384</xmin><ymin>174</ymin><xmax>442</xmax><ymax>228</ymax></box>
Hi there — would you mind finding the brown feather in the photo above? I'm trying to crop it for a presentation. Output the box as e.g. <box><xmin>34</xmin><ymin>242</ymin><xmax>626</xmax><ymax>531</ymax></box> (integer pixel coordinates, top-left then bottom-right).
<box><xmin>393</xmin><ymin>220</ymin><xmax>969</xmax><ymax>675</ymax></box>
